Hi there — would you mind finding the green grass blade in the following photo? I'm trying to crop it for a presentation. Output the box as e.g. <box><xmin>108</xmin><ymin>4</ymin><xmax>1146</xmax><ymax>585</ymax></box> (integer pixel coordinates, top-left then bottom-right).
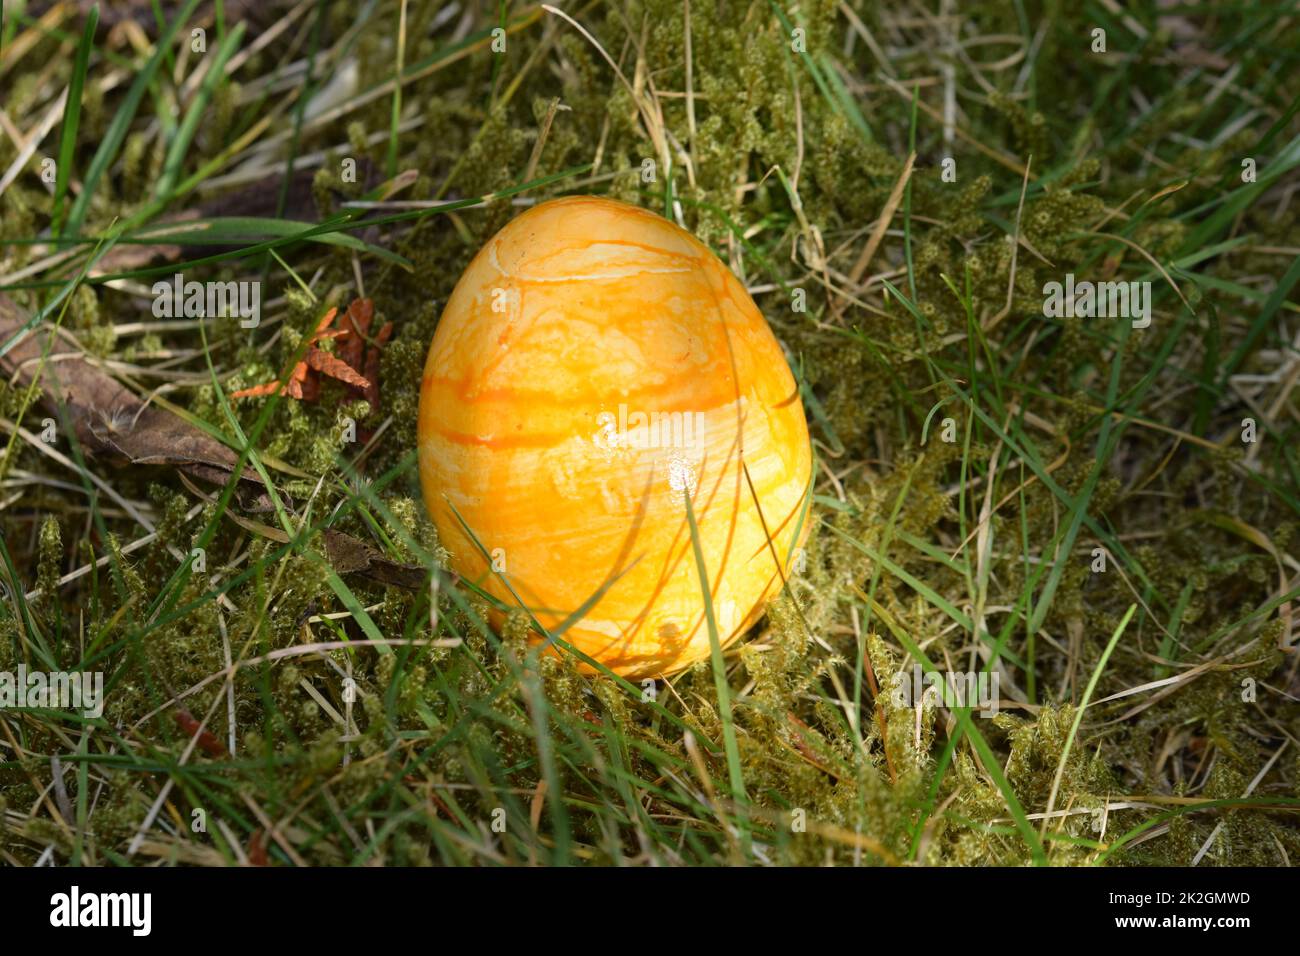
<box><xmin>50</xmin><ymin>3</ymin><xmax>98</xmax><ymax>239</ymax></box>
<box><xmin>1041</xmin><ymin>604</ymin><xmax>1137</xmax><ymax>838</ymax></box>
<box><xmin>63</xmin><ymin>0</ymin><xmax>202</xmax><ymax>236</ymax></box>
<box><xmin>682</xmin><ymin>491</ymin><xmax>750</xmax><ymax>851</ymax></box>
<box><xmin>154</xmin><ymin>22</ymin><xmax>246</xmax><ymax>200</ymax></box>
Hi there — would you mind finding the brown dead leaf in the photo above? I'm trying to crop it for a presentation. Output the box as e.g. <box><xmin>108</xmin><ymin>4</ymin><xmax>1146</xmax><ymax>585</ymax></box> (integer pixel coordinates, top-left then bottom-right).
<box><xmin>179</xmin><ymin>472</ymin><xmax>426</xmax><ymax>591</ymax></box>
<box><xmin>319</xmin><ymin>528</ymin><xmax>426</xmax><ymax>590</ymax></box>
<box><xmin>2</xmin><ymin>293</ymin><xmax>424</xmax><ymax>588</ymax></box>
<box><xmin>173</xmin><ymin>708</ymin><xmax>229</xmax><ymax>758</ymax></box>
<box><xmin>0</xmin><ymin>293</ymin><xmax>278</xmax><ymax>511</ymax></box>
<box><xmin>305</xmin><ymin>348</ymin><xmax>370</xmax><ymax>391</ymax></box>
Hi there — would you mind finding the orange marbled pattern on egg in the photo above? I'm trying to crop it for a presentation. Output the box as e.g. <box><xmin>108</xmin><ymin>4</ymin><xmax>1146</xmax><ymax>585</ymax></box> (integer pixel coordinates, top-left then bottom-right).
<box><xmin>417</xmin><ymin>195</ymin><xmax>812</xmax><ymax>678</ymax></box>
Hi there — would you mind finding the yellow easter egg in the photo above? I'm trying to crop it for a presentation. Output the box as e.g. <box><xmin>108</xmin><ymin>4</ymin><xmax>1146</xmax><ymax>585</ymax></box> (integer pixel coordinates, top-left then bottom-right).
<box><xmin>417</xmin><ymin>196</ymin><xmax>811</xmax><ymax>678</ymax></box>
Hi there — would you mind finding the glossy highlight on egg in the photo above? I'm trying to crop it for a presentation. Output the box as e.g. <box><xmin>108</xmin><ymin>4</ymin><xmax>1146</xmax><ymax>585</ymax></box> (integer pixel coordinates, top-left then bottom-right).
<box><xmin>417</xmin><ymin>196</ymin><xmax>812</xmax><ymax>678</ymax></box>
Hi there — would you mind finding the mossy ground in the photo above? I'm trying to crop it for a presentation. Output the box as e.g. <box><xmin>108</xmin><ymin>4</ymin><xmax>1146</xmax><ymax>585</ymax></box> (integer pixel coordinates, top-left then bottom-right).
<box><xmin>0</xmin><ymin>0</ymin><xmax>1298</xmax><ymax>865</ymax></box>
